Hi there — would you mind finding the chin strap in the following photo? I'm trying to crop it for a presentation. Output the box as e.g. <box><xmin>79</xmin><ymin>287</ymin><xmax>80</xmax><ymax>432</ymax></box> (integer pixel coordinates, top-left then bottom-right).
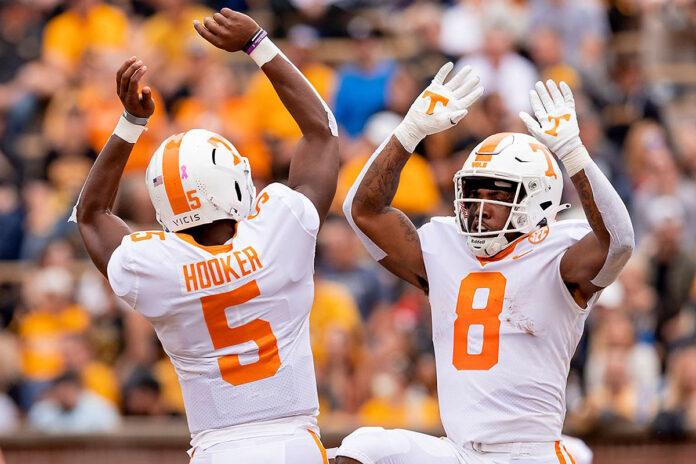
<box><xmin>483</xmin><ymin>236</ymin><xmax>508</xmax><ymax>256</ymax></box>
<box><xmin>551</xmin><ymin>203</ymin><xmax>571</xmax><ymax>218</ymax></box>
<box><xmin>468</xmin><ymin>234</ymin><xmax>510</xmax><ymax>258</ymax></box>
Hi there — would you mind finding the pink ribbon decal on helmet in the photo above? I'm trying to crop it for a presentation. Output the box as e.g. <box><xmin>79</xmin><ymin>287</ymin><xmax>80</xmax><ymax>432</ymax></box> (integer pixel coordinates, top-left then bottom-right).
<box><xmin>180</xmin><ymin>165</ymin><xmax>188</xmax><ymax>180</ymax></box>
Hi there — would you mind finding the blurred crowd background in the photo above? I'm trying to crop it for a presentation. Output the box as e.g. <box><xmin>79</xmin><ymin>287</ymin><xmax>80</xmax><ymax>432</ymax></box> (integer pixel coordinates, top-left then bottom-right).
<box><xmin>1</xmin><ymin>0</ymin><xmax>696</xmax><ymax>444</ymax></box>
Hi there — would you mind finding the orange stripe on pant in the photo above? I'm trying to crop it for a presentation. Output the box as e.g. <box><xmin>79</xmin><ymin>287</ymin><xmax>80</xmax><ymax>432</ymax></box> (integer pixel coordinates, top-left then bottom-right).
<box><xmin>162</xmin><ymin>133</ymin><xmax>190</xmax><ymax>215</ymax></box>
<box><xmin>308</xmin><ymin>429</ymin><xmax>328</xmax><ymax>464</ymax></box>
<box><xmin>562</xmin><ymin>444</ymin><xmax>576</xmax><ymax>464</ymax></box>
<box><xmin>555</xmin><ymin>441</ymin><xmax>566</xmax><ymax>464</ymax></box>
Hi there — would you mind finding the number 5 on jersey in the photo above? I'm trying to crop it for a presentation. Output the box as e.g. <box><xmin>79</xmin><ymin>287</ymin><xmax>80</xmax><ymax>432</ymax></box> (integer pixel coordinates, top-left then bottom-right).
<box><xmin>200</xmin><ymin>280</ymin><xmax>281</xmax><ymax>385</ymax></box>
<box><xmin>453</xmin><ymin>272</ymin><xmax>506</xmax><ymax>370</ymax></box>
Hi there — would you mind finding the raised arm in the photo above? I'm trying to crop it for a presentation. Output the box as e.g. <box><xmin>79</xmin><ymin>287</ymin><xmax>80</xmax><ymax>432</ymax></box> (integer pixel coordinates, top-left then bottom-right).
<box><xmin>343</xmin><ymin>63</ymin><xmax>483</xmax><ymax>291</ymax></box>
<box><xmin>194</xmin><ymin>8</ymin><xmax>338</xmax><ymax>223</ymax></box>
<box><xmin>75</xmin><ymin>57</ymin><xmax>154</xmax><ymax>277</ymax></box>
<box><xmin>520</xmin><ymin>80</ymin><xmax>634</xmax><ymax>307</ymax></box>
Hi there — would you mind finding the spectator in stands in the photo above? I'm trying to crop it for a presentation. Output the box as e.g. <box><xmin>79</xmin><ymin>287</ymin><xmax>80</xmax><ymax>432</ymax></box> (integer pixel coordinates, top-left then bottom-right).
<box><xmin>19</xmin><ymin>180</ymin><xmax>73</xmax><ymax>261</ymax></box>
<box><xmin>618</xmin><ymin>258</ymin><xmax>659</xmax><ymax>345</ymax></box>
<box><xmin>438</xmin><ymin>0</ymin><xmax>486</xmax><ymax>58</ymax></box>
<box><xmin>122</xmin><ymin>370</ymin><xmax>167</xmax><ymax>417</ymax></box>
<box><xmin>28</xmin><ymin>370</ymin><xmax>120</xmax><ymax>433</ymax></box>
<box><xmin>0</xmin><ymin>334</ymin><xmax>20</xmax><ymax>432</ymax></box>
<box><xmin>528</xmin><ymin>27</ymin><xmax>580</xmax><ymax>90</ymax></box>
<box><xmin>581</xmin><ymin>349</ymin><xmax>646</xmax><ymax>432</ymax></box>
<box><xmin>317</xmin><ymin>218</ymin><xmax>390</xmax><ymax>320</ymax></box>
<box><xmin>585</xmin><ymin>311</ymin><xmax>659</xmax><ymax>422</ymax></box>
<box><xmin>653</xmin><ymin>344</ymin><xmax>696</xmax><ymax>437</ymax></box>
<box><xmin>641</xmin><ymin>198</ymin><xmax>696</xmax><ymax>355</ymax></box>
<box><xmin>439</xmin><ymin>0</ymin><xmax>529</xmax><ymax>59</ymax></box>
<box><xmin>0</xmin><ymin>2</ymin><xmax>43</xmax><ymax>84</ymax></box>
<box><xmin>16</xmin><ymin>266</ymin><xmax>89</xmax><ymax>408</ymax></box>
<box><xmin>673</xmin><ymin>121</ymin><xmax>696</xmax><ymax>182</ymax></box>
<box><xmin>311</xmin><ymin>273</ymin><xmax>365</xmax><ymax>413</ymax></box>
<box><xmin>631</xmin><ymin>149</ymin><xmax>696</xmax><ymax>249</ymax></box>
<box><xmin>456</xmin><ymin>25</ymin><xmax>537</xmax><ymax>115</ymax></box>
<box><xmin>0</xmin><ymin>183</ymin><xmax>24</xmax><ymax>261</ymax></box>
<box><xmin>528</xmin><ymin>0</ymin><xmax>609</xmax><ymax>71</ymax></box>
<box><xmin>139</xmin><ymin>0</ymin><xmax>213</xmax><ymax>70</ymax></box>
<box><xmin>357</xmin><ymin>362</ymin><xmax>440</xmax><ymax>430</ymax></box>
<box><xmin>602</xmin><ymin>55</ymin><xmax>663</xmax><ymax>148</ymax></box>
<box><xmin>333</xmin><ymin>18</ymin><xmax>398</xmax><ymax>138</ymax></box>
<box><xmin>62</xmin><ymin>334</ymin><xmax>120</xmax><ymax>407</ymax></box>
<box><xmin>42</xmin><ymin>0</ymin><xmax>128</xmax><ymax>74</ymax></box>
<box><xmin>398</xmin><ymin>2</ymin><xmax>450</xmax><ymax>86</ymax></box>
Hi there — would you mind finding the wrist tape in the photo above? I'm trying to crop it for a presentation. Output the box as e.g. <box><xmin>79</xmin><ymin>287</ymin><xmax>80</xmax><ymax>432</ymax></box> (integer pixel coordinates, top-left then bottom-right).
<box><xmin>560</xmin><ymin>145</ymin><xmax>592</xmax><ymax>177</ymax></box>
<box><xmin>114</xmin><ymin>116</ymin><xmax>147</xmax><ymax>144</ymax></box>
<box><xmin>246</xmin><ymin>29</ymin><xmax>279</xmax><ymax>67</ymax></box>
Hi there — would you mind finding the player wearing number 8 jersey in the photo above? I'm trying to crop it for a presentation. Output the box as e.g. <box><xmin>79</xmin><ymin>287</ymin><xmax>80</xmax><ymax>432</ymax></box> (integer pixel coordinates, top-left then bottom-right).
<box><xmin>74</xmin><ymin>8</ymin><xmax>338</xmax><ymax>464</ymax></box>
<box><xmin>338</xmin><ymin>65</ymin><xmax>633</xmax><ymax>463</ymax></box>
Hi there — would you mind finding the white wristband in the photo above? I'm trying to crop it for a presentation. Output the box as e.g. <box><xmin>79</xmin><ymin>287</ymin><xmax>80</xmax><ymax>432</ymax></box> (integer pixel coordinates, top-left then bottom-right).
<box><xmin>114</xmin><ymin>116</ymin><xmax>147</xmax><ymax>144</ymax></box>
<box><xmin>393</xmin><ymin>121</ymin><xmax>422</xmax><ymax>153</ymax></box>
<box><xmin>561</xmin><ymin>145</ymin><xmax>592</xmax><ymax>177</ymax></box>
<box><xmin>249</xmin><ymin>38</ymin><xmax>280</xmax><ymax>67</ymax></box>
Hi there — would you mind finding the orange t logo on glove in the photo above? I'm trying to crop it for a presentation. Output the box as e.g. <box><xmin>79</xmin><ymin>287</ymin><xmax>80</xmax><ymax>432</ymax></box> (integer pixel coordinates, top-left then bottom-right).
<box><xmin>544</xmin><ymin>114</ymin><xmax>571</xmax><ymax>137</ymax></box>
<box><xmin>422</xmin><ymin>91</ymin><xmax>450</xmax><ymax>115</ymax></box>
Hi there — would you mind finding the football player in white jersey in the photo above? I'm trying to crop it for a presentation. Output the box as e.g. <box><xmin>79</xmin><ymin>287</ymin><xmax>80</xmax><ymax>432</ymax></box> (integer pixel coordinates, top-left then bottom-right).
<box><xmin>337</xmin><ymin>63</ymin><xmax>633</xmax><ymax>463</ymax></box>
<box><xmin>74</xmin><ymin>9</ymin><xmax>338</xmax><ymax>464</ymax></box>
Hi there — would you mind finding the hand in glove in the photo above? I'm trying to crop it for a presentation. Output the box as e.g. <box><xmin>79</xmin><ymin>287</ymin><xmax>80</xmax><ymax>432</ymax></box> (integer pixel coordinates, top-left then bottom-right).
<box><xmin>394</xmin><ymin>62</ymin><xmax>484</xmax><ymax>153</ymax></box>
<box><xmin>519</xmin><ymin>80</ymin><xmax>590</xmax><ymax>176</ymax></box>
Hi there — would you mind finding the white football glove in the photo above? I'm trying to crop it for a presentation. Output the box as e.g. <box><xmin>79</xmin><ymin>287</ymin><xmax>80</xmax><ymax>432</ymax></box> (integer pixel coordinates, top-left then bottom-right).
<box><xmin>519</xmin><ymin>80</ymin><xmax>591</xmax><ymax>176</ymax></box>
<box><xmin>394</xmin><ymin>62</ymin><xmax>484</xmax><ymax>153</ymax></box>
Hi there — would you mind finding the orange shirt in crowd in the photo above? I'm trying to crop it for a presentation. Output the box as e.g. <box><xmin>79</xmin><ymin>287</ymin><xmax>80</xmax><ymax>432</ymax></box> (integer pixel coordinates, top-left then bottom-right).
<box><xmin>18</xmin><ymin>305</ymin><xmax>89</xmax><ymax>381</ymax></box>
<box><xmin>246</xmin><ymin>63</ymin><xmax>336</xmax><ymax>140</ymax></box>
<box><xmin>174</xmin><ymin>96</ymin><xmax>272</xmax><ymax>180</ymax></box>
<box><xmin>358</xmin><ymin>391</ymin><xmax>440</xmax><ymax>429</ymax></box>
<box><xmin>82</xmin><ymin>361</ymin><xmax>120</xmax><ymax>406</ymax></box>
<box><xmin>141</xmin><ymin>5</ymin><xmax>214</xmax><ymax>63</ymax></box>
<box><xmin>335</xmin><ymin>152</ymin><xmax>441</xmax><ymax>215</ymax></box>
<box><xmin>309</xmin><ymin>279</ymin><xmax>362</xmax><ymax>365</ymax></box>
<box><xmin>42</xmin><ymin>3</ymin><xmax>128</xmax><ymax>70</ymax></box>
<box><xmin>154</xmin><ymin>357</ymin><xmax>186</xmax><ymax>415</ymax></box>
<box><xmin>78</xmin><ymin>85</ymin><xmax>168</xmax><ymax>173</ymax></box>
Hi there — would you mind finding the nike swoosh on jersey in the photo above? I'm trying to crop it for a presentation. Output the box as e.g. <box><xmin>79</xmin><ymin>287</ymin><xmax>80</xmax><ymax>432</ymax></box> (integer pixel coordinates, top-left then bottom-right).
<box><xmin>512</xmin><ymin>250</ymin><xmax>533</xmax><ymax>259</ymax></box>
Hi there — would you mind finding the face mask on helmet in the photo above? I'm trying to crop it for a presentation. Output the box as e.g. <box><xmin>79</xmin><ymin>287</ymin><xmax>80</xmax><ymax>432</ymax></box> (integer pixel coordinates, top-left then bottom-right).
<box><xmin>455</xmin><ymin>176</ymin><xmax>530</xmax><ymax>236</ymax></box>
<box><xmin>454</xmin><ymin>175</ymin><xmax>537</xmax><ymax>257</ymax></box>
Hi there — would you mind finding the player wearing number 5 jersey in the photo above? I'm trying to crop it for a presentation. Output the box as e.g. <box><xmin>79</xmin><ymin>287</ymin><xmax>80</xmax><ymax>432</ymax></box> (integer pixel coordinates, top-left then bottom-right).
<box><xmin>337</xmin><ymin>64</ymin><xmax>633</xmax><ymax>463</ymax></box>
<box><xmin>73</xmin><ymin>8</ymin><xmax>338</xmax><ymax>464</ymax></box>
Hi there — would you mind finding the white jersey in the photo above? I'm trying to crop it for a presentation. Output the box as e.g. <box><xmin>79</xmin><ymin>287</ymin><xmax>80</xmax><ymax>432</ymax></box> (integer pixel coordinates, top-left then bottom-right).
<box><xmin>108</xmin><ymin>183</ymin><xmax>320</xmax><ymax>439</ymax></box>
<box><xmin>418</xmin><ymin>218</ymin><xmax>597</xmax><ymax>446</ymax></box>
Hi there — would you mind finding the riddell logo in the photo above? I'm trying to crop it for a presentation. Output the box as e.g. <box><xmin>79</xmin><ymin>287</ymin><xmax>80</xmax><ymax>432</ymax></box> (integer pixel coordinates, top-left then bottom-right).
<box><xmin>173</xmin><ymin>213</ymin><xmax>201</xmax><ymax>227</ymax></box>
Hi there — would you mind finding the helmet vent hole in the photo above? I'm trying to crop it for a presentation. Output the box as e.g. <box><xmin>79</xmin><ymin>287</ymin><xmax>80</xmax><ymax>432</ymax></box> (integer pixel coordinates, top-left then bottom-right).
<box><xmin>540</xmin><ymin>201</ymin><xmax>552</xmax><ymax>210</ymax></box>
<box><xmin>235</xmin><ymin>182</ymin><xmax>242</xmax><ymax>202</ymax></box>
<box><xmin>211</xmin><ymin>148</ymin><xmax>217</xmax><ymax>165</ymax></box>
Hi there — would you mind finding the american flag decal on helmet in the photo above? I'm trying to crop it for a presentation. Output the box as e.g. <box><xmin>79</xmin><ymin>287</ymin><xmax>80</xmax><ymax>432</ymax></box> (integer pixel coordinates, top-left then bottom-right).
<box><xmin>152</xmin><ymin>175</ymin><xmax>163</xmax><ymax>187</ymax></box>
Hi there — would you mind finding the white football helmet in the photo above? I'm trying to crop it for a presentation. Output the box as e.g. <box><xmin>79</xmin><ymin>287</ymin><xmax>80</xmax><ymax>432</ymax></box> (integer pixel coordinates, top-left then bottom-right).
<box><xmin>453</xmin><ymin>132</ymin><xmax>567</xmax><ymax>257</ymax></box>
<box><xmin>146</xmin><ymin>129</ymin><xmax>256</xmax><ymax>232</ymax></box>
